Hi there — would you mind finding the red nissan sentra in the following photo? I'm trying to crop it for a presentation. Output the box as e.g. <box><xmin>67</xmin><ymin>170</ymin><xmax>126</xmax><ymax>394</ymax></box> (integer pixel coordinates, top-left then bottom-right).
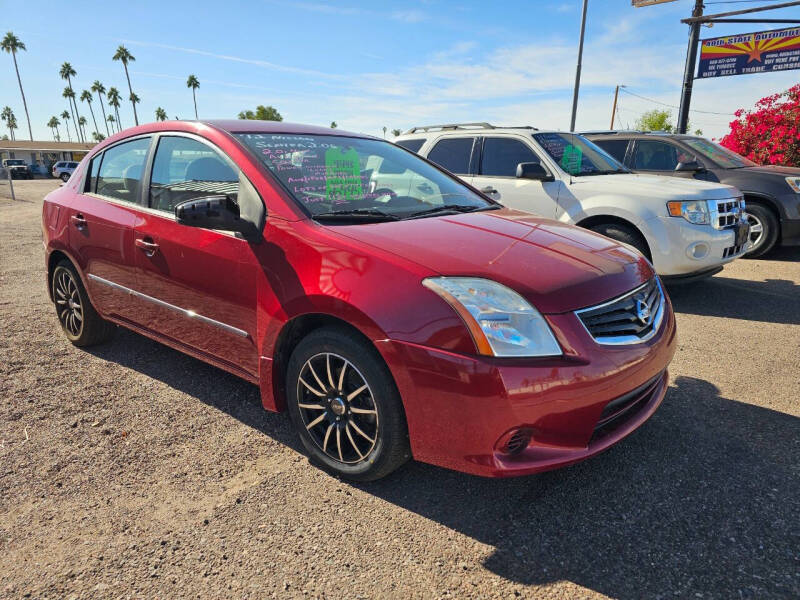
<box><xmin>42</xmin><ymin>120</ymin><xmax>676</xmax><ymax>480</ymax></box>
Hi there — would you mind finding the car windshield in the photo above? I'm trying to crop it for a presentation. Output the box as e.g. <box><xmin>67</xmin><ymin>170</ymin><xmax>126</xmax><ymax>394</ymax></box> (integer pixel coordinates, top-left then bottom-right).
<box><xmin>6</xmin><ymin>160</ymin><xmax>25</xmax><ymax>165</ymax></box>
<box><xmin>683</xmin><ymin>137</ymin><xmax>756</xmax><ymax>169</ymax></box>
<box><xmin>234</xmin><ymin>133</ymin><xmax>494</xmax><ymax>221</ymax></box>
<box><xmin>533</xmin><ymin>132</ymin><xmax>628</xmax><ymax>176</ymax></box>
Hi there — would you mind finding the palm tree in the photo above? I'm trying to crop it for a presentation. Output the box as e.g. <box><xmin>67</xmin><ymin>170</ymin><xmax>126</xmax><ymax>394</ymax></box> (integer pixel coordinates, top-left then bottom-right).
<box><xmin>107</xmin><ymin>87</ymin><xmax>122</xmax><ymax>131</ymax></box>
<box><xmin>80</xmin><ymin>90</ymin><xmax>100</xmax><ymax>137</ymax></box>
<box><xmin>59</xmin><ymin>62</ymin><xmax>83</xmax><ymax>141</ymax></box>
<box><xmin>155</xmin><ymin>107</ymin><xmax>167</xmax><ymax>122</ymax></box>
<box><xmin>106</xmin><ymin>114</ymin><xmax>116</xmax><ymax>133</ymax></box>
<box><xmin>8</xmin><ymin>114</ymin><xmax>18</xmax><ymax>141</ymax></box>
<box><xmin>186</xmin><ymin>74</ymin><xmax>199</xmax><ymax>119</ymax></box>
<box><xmin>1</xmin><ymin>32</ymin><xmax>33</xmax><ymax>141</ymax></box>
<box><xmin>112</xmin><ymin>46</ymin><xmax>138</xmax><ymax>125</ymax></box>
<box><xmin>92</xmin><ymin>131</ymin><xmax>105</xmax><ymax>142</ymax></box>
<box><xmin>62</xmin><ymin>87</ymin><xmax>79</xmax><ymax>141</ymax></box>
<box><xmin>1</xmin><ymin>106</ymin><xmax>14</xmax><ymax>140</ymax></box>
<box><xmin>60</xmin><ymin>110</ymin><xmax>72</xmax><ymax>142</ymax></box>
<box><xmin>47</xmin><ymin>116</ymin><xmax>61</xmax><ymax>141</ymax></box>
<box><xmin>78</xmin><ymin>116</ymin><xmax>87</xmax><ymax>142</ymax></box>
<box><xmin>129</xmin><ymin>92</ymin><xmax>140</xmax><ymax>122</ymax></box>
<box><xmin>91</xmin><ymin>81</ymin><xmax>110</xmax><ymax>136</ymax></box>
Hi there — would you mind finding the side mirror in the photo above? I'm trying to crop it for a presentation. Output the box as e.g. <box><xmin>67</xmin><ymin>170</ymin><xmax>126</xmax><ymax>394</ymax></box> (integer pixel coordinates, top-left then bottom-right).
<box><xmin>675</xmin><ymin>160</ymin><xmax>704</xmax><ymax>172</ymax></box>
<box><xmin>516</xmin><ymin>162</ymin><xmax>554</xmax><ymax>182</ymax></box>
<box><xmin>175</xmin><ymin>195</ymin><xmax>260</xmax><ymax>241</ymax></box>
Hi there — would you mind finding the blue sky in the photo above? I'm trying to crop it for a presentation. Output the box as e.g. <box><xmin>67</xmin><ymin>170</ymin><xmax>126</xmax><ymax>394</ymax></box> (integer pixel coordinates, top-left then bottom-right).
<box><xmin>2</xmin><ymin>0</ymin><xmax>799</xmax><ymax>141</ymax></box>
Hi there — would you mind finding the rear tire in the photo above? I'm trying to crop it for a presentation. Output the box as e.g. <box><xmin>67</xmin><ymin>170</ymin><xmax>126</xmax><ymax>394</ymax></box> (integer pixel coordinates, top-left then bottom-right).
<box><xmin>588</xmin><ymin>222</ymin><xmax>651</xmax><ymax>260</ymax></box>
<box><xmin>51</xmin><ymin>260</ymin><xmax>116</xmax><ymax>347</ymax></box>
<box><xmin>743</xmin><ymin>202</ymin><xmax>778</xmax><ymax>258</ymax></box>
<box><xmin>60</xmin><ymin>172</ymin><xmax>70</xmax><ymax>182</ymax></box>
<box><xmin>286</xmin><ymin>327</ymin><xmax>410</xmax><ymax>481</ymax></box>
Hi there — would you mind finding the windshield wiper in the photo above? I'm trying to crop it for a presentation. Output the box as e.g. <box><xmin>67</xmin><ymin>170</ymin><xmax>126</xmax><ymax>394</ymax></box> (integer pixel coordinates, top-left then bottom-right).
<box><xmin>404</xmin><ymin>204</ymin><xmax>499</xmax><ymax>220</ymax></box>
<box><xmin>312</xmin><ymin>208</ymin><xmax>400</xmax><ymax>223</ymax></box>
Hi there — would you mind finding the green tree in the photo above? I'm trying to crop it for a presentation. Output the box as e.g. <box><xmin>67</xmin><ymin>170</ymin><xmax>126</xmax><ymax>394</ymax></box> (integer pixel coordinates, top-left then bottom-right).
<box><xmin>1</xmin><ymin>106</ymin><xmax>15</xmax><ymax>140</ymax></box>
<box><xmin>330</xmin><ymin>121</ymin><xmax>337</xmax><ymax>128</ymax></box>
<box><xmin>1</xmin><ymin>32</ymin><xmax>33</xmax><ymax>140</ymax></box>
<box><xmin>92</xmin><ymin>131</ymin><xmax>106</xmax><ymax>142</ymax></box>
<box><xmin>113</xmin><ymin>45</ymin><xmax>138</xmax><ymax>125</ymax></box>
<box><xmin>7</xmin><ymin>113</ymin><xmax>18</xmax><ymax>140</ymax></box>
<box><xmin>237</xmin><ymin>105</ymin><xmax>283</xmax><ymax>121</ymax></box>
<box><xmin>59</xmin><ymin>62</ymin><xmax>83</xmax><ymax>141</ymax></box>
<box><xmin>60</xmin><ymin>110</ymin><xmax>72</xmax><ymax>142</ymax></box>
<box><xmin>635</xmin><ymin>108</ymin><xmax>701</xmax><ymax>135</ymax></box>
<box><xmin>155</xmin><ymin>107</ymin><xmax>167</xmax><ymax>122</ymax></box>
<box><xmin>106</xmin><ymin>114</ymin><xmax>116</xmax><ymax>133</ymax></box>
<box><xmin>80</xmin><ymin>89</ymin><xmax>100</xmax><ymax>137</ymax></box>
<box><xmin>48</xmin><ymin>116</ymin><xmax>61</xmax><ymax>141</ymax></box>
<box><xmin>186</xmin><ymin>74</ymin><xmax>200</xmax><ymax>119</ymax></box>
<box><xmin>107</xmin><ymin>87</ymin><xmax>122</xmax><ymax>131</ymax></box>
<box><xmin>91</xmin><ymin>81</ymin><xmax>110</xmax><ymax>136</ymax></box>
<box><xmin>62</xmin><ymin>87</ymin><xmax>80</xmax><ymax>141</ymax></box>
<box><xmin>391</xmin><ymin>128</ymin><xmax>402</xmax><ymax>137</ymax></box>
<box><xmin>78</xmin><ymin>116</ymin><xmax>87</xmax><ymax>141</ymax></box>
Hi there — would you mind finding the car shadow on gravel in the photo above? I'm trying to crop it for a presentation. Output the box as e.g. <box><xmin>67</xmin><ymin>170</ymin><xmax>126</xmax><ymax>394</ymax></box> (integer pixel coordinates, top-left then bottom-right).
<box><xmin>667</xmin><ymin>274</ymin><xmax>800</xmax><ymax>325</ymax></box>
<box><xmin>358</xmin><ymin>376</ymin><xmax>800</xmax><ymax>599</ymax></box>
<box><xmin>86</xmin><ymin>328</ymin><xmax>301</xmax><ymax>452</ymax></box>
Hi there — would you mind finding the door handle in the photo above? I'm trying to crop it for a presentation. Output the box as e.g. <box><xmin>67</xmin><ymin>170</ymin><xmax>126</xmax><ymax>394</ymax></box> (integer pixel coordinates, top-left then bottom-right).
<box><xmin>70</xmin><ymin>214</ymin><xmax>87</xmax><ymax>228</ymax></box>
<box><xmin>135</xmin><ymin>238</ymin><xmax>160</xmax><ymax>256</ymax></box>
<box><xmin>480</xmin><ymin>186</ymin><xmax>499</xmax><ymax>195</ymax></box>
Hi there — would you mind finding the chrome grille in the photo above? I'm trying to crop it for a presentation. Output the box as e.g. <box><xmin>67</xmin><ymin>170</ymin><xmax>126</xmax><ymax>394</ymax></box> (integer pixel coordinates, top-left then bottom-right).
<box><xmin>710</xmin><ymin>197</ymin><xmax>745</xmax><ymax>230</ymax></box>
<box><xmin>576</xmin><ymin>278</ymin><xmax>665</xmax><ymax>345</ymax></box>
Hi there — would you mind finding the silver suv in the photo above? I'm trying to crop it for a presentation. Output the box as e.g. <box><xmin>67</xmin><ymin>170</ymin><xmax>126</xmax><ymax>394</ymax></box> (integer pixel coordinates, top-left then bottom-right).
<box><xmin>52</xmin><ymin>161</ymin><xmax>79</xmax><ymax>182</ymax></box>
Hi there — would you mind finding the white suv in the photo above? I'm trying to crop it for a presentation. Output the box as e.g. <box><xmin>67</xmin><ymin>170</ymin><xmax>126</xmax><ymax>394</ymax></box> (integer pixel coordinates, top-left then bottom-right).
<box><xmin>52</xmin><ymin>161</ymin><xmax>79</xmax><ymax>182</ymax></box>
<box><xmin>395</xmin><ymin>123</ymin><xmax>750</xmax><ymax>280</ymax></box>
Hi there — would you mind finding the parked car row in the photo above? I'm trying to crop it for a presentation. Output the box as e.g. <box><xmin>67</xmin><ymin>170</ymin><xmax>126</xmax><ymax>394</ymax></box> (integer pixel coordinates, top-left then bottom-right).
<box><xmin>42</xmin><ymin>119</ymin><xmax>791</xmax><ymax>482</ymax></box>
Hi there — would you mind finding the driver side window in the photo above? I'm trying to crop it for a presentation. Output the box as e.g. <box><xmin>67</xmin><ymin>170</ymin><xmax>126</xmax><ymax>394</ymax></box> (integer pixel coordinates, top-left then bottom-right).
<box><xmin>149</xmin><ymin>136</ymin><xmax>239</xmax><ymax>213</ymax></box>
<box><xmin>633</xmin><ymin>140</ymin><xmax>695</xmax><ymax>171</ymax></box>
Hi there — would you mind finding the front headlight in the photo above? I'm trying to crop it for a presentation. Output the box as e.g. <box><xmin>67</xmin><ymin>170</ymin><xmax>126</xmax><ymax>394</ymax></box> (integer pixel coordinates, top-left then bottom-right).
<box><xmin>667</xmin><ymin>200</ymin><xmax>710</xmax><ymax>225</ymax></box>
<box><xmin>422</xmin><ymin>277</ymin><xmax>562</xmax><ymax>357</ymax></box>
<box><xmin>785</xmin><ymin>176</ymin><xmax>800</xmax><ymax>194</ymax></box>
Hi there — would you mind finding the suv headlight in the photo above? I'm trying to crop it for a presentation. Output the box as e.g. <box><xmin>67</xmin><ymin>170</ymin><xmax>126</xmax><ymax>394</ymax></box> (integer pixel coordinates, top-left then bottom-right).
<box><xmin>667</xmin><ymin>200</ymin><xmax>709</xmax><ymax>225</ymax></box>
<box><xmin>785</xmin><ymin>176</ymin><xmax>800</xmax><ymax>194</ymax></box>
<box><xmin>422</xmin><ymin>277</ymin><xmax>562</xmax><ymax>357</ymax></box>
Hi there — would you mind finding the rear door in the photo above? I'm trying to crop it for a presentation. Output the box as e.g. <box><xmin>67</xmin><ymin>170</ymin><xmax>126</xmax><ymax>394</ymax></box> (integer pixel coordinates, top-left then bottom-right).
<box><xmin>424</xmin><ymin>136</ymin><xmax>478</xmax><ymax>187</ymax></box>
<box><xmin>592</xmin><ymin>138</ymin><xmax>631</xmax><ymax>166</ymax></box>
<box><xmin>471</xmin><ymin>136</ymin><xmax>561</xmax><ymax>218</ymax></box>
<box><xmin>68</xmin><ymin>136</ymin><xmax>152</xmax><ymax>324</ymax></box>
<box><xmin>132</xmin><ymin>134</ymin><xmax>259</xmax><ymax>377</ymax></box>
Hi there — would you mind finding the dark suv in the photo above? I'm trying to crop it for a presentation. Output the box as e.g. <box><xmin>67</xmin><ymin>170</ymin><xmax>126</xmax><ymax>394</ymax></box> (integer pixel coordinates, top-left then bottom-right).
<box><xmin>584</xmin><ymin>131</ymin><xmax>800</xmax><ymax>257</ymax></box>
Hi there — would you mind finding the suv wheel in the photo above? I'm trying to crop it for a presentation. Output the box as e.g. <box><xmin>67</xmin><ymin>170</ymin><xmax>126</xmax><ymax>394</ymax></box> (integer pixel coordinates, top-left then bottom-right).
<box><xmin>286</xmin><ymin>327</ymin><xmax>410</xmax><ymax>481</ymax></box>
<box><xmin>587</xmin><ymin>223</ymin><xmax>651</xmax><ymax>260</ymax></box>
<box><xmin>743</xmin><ymin>202</ymin><xmax>778</xmax><ymax>258</ymax></box>
<box><xmin>60</xmin><ymin>172</ymin><xmax>70</xmax><ymax>182</ymax></box>
<box><xmin>52</xmin><ymin>260</ymin><xmax>116</xmax><ymax>346</ymax></box>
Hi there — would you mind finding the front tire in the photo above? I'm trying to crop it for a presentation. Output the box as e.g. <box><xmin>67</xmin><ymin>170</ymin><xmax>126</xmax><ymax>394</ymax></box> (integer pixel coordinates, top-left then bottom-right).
<box><xmin>588</xmin><ymin>222</ymin><xmax>651</xmax><ymax>260</ymax></box>
<box><xmin>743</xmin><ymin>202</ymin><xmax>778</xmax><ymax>258</ymax></box>
<box><xmin>286</xmin><ymin>327</ymin><xmax>410</xmax><ymax>481</ymax></box>
<box><xmin>51</xmin><ymin>260</ymin><xmax>116</xmax><ymax>347</ymax></box>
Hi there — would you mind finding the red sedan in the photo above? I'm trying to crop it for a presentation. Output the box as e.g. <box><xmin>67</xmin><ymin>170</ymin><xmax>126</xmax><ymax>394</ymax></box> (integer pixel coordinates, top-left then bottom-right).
<box><xmin>42</xmin><ymin>120</ymin><xmax>676</xmax><ymax>480</ymax></box>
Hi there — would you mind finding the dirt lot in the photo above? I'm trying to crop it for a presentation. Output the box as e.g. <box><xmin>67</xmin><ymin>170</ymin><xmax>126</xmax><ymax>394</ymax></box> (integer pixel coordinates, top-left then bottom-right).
<box><xmin>1</xmin><ymin>180</ymin><xmax>798</xmax><ymax>599</ymax></box>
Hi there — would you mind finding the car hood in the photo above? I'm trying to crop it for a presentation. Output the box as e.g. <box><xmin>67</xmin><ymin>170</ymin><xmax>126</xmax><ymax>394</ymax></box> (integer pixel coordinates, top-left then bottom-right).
<box><xmin>328</xmin><ymin>208</ymin><xmax>653</xmax><ymax>313</ymax></box>
<box><xmin>568</xmin><ymin>172</ymin><xmax>740</xmax><ymax>200</ymax></box>
<box><xmin>739</xmin><ymin>164</ymin><xmax>800</xmax><ymax>176</ymax></box>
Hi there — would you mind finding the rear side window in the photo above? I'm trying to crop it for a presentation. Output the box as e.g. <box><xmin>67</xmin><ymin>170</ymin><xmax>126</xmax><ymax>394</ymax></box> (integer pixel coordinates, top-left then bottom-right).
<box><xmin>396</xmin><ymin>139</ymin><xmax>425</xmax><ymax>154</ymax></box>
<box><xmin>69</xmin><ymin>162</ymin><xmax>78</xmax><ymax>168</ymax></box>
<box><xmin>85</xmin><ymin>155</ymin><xmax>101</xmax><ymax>192</ymax></box>
<box><xmin>593</xmin><ymin>139</ymin><xmax>629</xmax><ymax>163</ymax></box>
<box><xmin>480</xmin><ymin>138</ymin><xmax>540</xmax><ymax>177</ymax></box>
<box><xmin>95</xmin><ymin>137</ymin><xmax>151</xmax><ymax>203</ymax></box>
<box><xmin>149</xmin><ymin>136</ymin><xmax>239</xmax><ymax>213</ymax></box>
<box><xmin>427</xmin><ymin>137</ymin><xmax>475</xmax><ymax>175</ymax></box>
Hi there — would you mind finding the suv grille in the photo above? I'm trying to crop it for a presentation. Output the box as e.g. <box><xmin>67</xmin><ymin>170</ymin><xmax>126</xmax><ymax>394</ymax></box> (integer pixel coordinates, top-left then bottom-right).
<box><xmin>576</xmin><ymin>278</ymin><xmax>665</xmax><ymax>345</ymax></box>
<box><xmin>710</xmin><ymin>197</ymin><xmax>745</xmax><ymax>230</ymax></box>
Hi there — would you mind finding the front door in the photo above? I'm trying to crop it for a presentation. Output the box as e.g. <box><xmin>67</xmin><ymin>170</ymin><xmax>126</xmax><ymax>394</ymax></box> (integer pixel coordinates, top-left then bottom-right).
<box><xmin>133</xmin><ymin>134</ymin><xmax>259</xmax><ymax>377</ymax></box>
<box><xmin>471</xmin><ymin>137</ymin><xmax>562</xmax><ymax>218</ymax></box>
<box><xmin>630</xmin><ymin>139</ymin><xmax>714</xmax><ymax>181</ymax></box>
<box><xmin>68</xmin><ymin>136</ymin><xmax>151</xmax><ymax>325</ymax></box>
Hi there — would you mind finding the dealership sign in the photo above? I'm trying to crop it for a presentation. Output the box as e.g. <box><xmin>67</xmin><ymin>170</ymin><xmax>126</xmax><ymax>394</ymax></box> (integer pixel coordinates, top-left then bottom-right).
<box><xmin>698</xmin><ymin>27</ymin><xmax>800</xmax><ymax>79</ymax></box>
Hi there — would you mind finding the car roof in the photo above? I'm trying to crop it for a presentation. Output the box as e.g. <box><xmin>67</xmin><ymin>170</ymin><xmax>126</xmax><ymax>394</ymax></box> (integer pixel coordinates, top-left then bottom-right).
<box><xmin>396</xmin><ymin>126</ymin><xmax>569</xmax><ymax>139</ymax></box>
<box><xmin>583</xmin><ymin>130</ymin><xmax>699</xmax><ymax>140</ymax></box>
<box><xmin>200</xmin><ymin>119</ymin><xmax>372</xmax><ymax>139</ymax></box>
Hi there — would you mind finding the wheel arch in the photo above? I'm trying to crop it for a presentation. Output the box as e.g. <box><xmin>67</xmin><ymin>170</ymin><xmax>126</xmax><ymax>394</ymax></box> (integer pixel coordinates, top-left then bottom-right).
<box><xmin>46</xmin><ymin>249</ymin><xmax>77</xmax><ymax>302</ymax></box>
<box><xmin>742</xmin><ymin>193</ymin><xmax>782</xmax><ymax>242</ymax></box>
<box><xmin>575</xmin><ymin>214</ymin><xmax>652</xmax><ymax>260</ymax></box>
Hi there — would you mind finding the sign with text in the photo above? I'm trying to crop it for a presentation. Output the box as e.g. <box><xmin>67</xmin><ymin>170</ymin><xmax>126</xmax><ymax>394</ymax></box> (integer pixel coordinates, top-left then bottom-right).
<box><xmin>698</xmin><ymin>27</ymin><xmax>800</xmax><ymax>79</ymax></box>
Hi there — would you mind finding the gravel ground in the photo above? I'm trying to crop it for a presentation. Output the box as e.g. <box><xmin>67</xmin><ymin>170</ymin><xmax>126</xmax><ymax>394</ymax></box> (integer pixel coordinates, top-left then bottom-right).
<box><xmin>1</xmin><ymin>180</ymin><xmax>798</xmax><ymax>599</ymax></box>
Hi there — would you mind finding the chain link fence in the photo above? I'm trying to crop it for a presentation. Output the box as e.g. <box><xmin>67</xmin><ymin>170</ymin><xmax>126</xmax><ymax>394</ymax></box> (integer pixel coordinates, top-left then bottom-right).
<box><xmin>0</xmin><ymin>166</ymin><xmax>16</xmax><ymax>200</ymax></box>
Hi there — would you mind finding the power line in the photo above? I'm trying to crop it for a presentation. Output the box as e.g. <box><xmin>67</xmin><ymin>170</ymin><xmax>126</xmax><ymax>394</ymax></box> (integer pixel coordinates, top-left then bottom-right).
<box><xmin>619</xmin><ymin>88</ymin><xmax>735</xmax><ymax>115</ymax></box>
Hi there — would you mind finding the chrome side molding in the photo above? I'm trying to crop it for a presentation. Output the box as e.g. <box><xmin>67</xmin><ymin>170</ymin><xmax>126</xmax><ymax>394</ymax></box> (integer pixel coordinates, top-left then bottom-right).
<box><xmin>87</xmin><ymin>273</ymin><xmax>249</xmax><ymax>339</ymax></box>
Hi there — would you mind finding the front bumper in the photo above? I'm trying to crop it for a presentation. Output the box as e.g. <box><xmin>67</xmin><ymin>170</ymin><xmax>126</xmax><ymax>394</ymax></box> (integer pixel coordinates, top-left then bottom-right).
<box><xmin>375</xmin><ymin>298</ymin><xmax>677</xmax><ymax>477</ymax></box>
<box><xmin>644</xmin><ymin>216</ymin><xmax>749</xmax><ymax>276</ymax></box>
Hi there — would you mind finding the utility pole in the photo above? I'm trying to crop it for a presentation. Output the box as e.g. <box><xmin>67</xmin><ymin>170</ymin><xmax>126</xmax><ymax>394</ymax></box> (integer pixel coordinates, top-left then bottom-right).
<box><xmin>677</xmin><ymin>0</ymin><xmax>704</xmax><ymax>134</ymax></box>
<box><xmin>610</xmin><ymin>85</ymin><xmax>626</xmax><ymax>129</ymax></box>
<box><xmin>570</xmin><ymin>0</ymin><xmax>589</xmax><ymax>132</ymax></box>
